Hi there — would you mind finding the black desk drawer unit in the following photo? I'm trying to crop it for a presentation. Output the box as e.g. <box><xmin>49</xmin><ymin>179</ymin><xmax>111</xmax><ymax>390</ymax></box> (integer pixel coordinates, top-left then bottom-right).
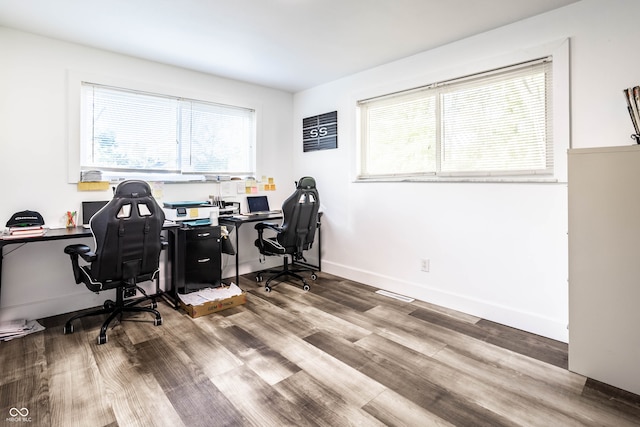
<box><xmin>182</xmin><ymin>226</ymin><xmax>222</xmax><ymax>292</ymax></box>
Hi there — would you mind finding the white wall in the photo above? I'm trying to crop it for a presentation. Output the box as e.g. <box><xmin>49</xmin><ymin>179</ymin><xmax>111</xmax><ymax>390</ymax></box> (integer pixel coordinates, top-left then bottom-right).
<box><xmin>293</xmin><ymin>0</ymin><xmax>640</xmax><ymax>342</ymax></box>
<box><xmin>4</xmin><ymin>0</ymin><xmax>639</xmax><ymax>343</ymax></box>
<box><xmin>0</xmin><ymin>28</ymin><xmax>294</xmax><ymax>322</ymax></box>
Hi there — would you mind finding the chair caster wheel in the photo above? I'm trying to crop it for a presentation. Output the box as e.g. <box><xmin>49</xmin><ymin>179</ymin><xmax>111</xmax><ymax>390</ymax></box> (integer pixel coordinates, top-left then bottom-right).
<box><xmin>154</xmin><ymin>318</ymin><xmax>163</xmax><ymax>326</ymax></box>
<box><xmin>303</xmin><ymin>284</ymin><xmax>310</xmax><ymax>291</ymax></box>
<box><xmin>63</xmin><ymin>324</ymin><xmax>74</xmax><ymax>334</ymax></box>
<box><xmin>150</xmin><ymin>301</ymin><xmax>158</xmax><ymax>309</ymax></box>
<box><xmin>265</xmin><ymin>286</ymin><xmax>271</xmax><ymax>292</ymax></box>
<box><xmin>97</xmin><ymin>335</ymin><xmax>107</xmax><ymax>345</ymax></box>
<box><xmin>256</xmin><ymin>274</ymin><xmax>263</xmax><ymax>282</ymax></box>
<box><xmin>310</xmin><ymin>273</ymin><xmax>317</xmax><ymax>280</ymax></box>
<box><xmin>104</xmin><ymin>300</ymin><xmax>115</xmax><ymax>310</ymax></box>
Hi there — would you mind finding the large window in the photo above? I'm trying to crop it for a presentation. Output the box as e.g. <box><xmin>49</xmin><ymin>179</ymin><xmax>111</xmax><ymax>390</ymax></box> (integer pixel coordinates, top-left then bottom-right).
<box><xmin>81</xmin><ymin>83</ymin><xmax>255</xmax><ymax>179</ymax></box>
<box><xmin>357</xmin><ymin>58</ymin><xmax>553</xmax><ymax>181</ymax></box>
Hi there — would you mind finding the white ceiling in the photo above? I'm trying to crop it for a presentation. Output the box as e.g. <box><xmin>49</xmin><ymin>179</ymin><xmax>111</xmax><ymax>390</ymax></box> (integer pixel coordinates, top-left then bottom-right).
<box><xmin>0</xmin><ymin>0</ymin><xmax>579</xmax><ymax>92</ymax></box>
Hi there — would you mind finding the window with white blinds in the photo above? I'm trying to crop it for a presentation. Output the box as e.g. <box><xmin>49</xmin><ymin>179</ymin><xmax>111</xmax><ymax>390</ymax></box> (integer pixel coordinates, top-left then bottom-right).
<box><xmin>357</xmin><ymin>58</ymin><xmax>553</xmax><ymax>181</ymax></box>
<box><xmin>81</xmin><ymin>83</ymin><xmax>255</xmax><ymax>177</ymax></box>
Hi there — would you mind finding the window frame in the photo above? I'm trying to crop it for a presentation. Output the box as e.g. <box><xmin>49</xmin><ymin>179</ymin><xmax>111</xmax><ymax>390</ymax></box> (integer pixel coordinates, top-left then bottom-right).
<box><xmin>67</xmin><ymin>71</ymin><xmax>259</xmax><ymax>183</ymax></box>
<box><xmin>353</xmin><ymin>39</ymin><xmax>570</xmax><ymax>184</ymax></box>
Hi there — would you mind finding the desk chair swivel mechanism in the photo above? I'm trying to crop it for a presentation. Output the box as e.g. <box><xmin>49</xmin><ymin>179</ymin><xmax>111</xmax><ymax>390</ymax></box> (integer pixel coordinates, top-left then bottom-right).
<box><xmin>63</xmin><ymin>180</ymin><xmax>166</xmax><ymax>344</ymax></box>
<box><xmin>254</xmin><ymin>177</ymin><xmax>320</xmax><ymax>292</ymax></box>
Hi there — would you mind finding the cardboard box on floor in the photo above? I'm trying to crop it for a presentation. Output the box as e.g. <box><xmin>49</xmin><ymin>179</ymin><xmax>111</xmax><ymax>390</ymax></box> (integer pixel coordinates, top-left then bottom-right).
<box><xmin>180</xmin><ymin>291</ymin><xmax>247</xmax><ymax>318</ymax></box>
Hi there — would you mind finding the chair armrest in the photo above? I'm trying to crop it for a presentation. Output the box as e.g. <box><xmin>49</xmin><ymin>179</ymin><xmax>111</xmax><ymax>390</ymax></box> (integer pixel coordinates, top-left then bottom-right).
<box><xmin>255</xmin><ymin>222</ymin><xmax>282</xmax><ymax>233</ymax></box>
<box><xmin>254</xmin><ymin>222</ymin><xmax>282</xmax><ymax>254</ymax></box>
<box><xmin>64</xmin><ymin>244</ymin><xmax>96</xmax><ymax>262</ymax></box>
<box><xmin>64</xmin><ymin>244</ymin><xmax>95</xmax><ymax>285</ymax></box>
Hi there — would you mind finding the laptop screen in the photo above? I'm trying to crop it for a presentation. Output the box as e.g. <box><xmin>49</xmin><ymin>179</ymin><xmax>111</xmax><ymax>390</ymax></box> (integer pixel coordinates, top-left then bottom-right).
<box><xmin>246</xmin><ymin>196</ymin><xmax>270</xmax><ymax>213</ymax></box>
<box><xmin>82</xmin><ymin>201</ymin><xmax>109</xmax><ymax>226</ymax></box>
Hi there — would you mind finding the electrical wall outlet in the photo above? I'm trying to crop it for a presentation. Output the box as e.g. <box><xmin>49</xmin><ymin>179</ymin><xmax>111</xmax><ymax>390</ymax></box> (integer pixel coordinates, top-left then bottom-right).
<box><xmin>420</xmin><ymin>258</ymin><xmax>430</xmax><ymax>272</ymax></box>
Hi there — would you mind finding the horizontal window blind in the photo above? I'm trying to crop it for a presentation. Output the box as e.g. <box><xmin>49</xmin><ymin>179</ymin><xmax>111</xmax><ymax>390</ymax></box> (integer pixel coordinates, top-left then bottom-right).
<box><xmin>180</xmin><ymin>100</ymin><xmax>255</xmax><ymax>174</ymax></box>
<box><xmin>81</xmin><ymin>83</ymin><xmax>255</xmax><ymax>177</ymax></box>
<box><xmin>364</xmin><ymin>93</ymin><xmax>437</xmax><ymax>176</ymax></box>
<box><xmin>358</xmin><ymin>58</ymin><xmax>553</xmax><ymax>180</ymax></box>
<box><xmin>83</xmin><ymin>85</ymin><xmax>178</xmax><ymax>172</ymax></box>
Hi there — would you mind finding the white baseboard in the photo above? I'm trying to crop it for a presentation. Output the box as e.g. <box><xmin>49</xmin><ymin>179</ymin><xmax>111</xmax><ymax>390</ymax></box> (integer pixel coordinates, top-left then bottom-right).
<box><xmin>0</xmin><ymin>290</ymin><xmax>113</xmax><ymax>323</ymax></box>
<box><xmin>0</xmin><ymin>282</ymin><xmax>160</xmax><ymax>324</ymax></box>
<box><xmin>323</xmin><ymin>260</ymin><xmax>568</xmax><ymax>343</ymax></box>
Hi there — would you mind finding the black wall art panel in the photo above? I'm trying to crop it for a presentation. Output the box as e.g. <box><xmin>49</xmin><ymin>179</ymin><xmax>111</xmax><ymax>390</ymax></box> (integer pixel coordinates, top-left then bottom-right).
<box><xmin>302</xmin><ymin>111</ymin><xmax>337</xmax><ymax>152</ymax></box>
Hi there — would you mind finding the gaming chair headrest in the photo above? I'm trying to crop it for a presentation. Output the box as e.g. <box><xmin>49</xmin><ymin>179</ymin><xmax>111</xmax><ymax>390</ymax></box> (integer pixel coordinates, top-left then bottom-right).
<box><xmin>114</xmin><ymin>180</ymin><xmax>152</xmax><ymax>199</ymax></box>
<box><xmin>297</xmin><ymin>177</ymin><xmax>316</xmax><ymax>190</ymax></box>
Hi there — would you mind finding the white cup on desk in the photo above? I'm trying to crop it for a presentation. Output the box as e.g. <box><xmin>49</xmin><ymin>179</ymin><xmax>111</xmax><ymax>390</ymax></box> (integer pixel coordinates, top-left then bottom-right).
<box><xmin>209</xmin><ymin>207</ymin><xmax>219</xmax><ymax>226</ymax></box>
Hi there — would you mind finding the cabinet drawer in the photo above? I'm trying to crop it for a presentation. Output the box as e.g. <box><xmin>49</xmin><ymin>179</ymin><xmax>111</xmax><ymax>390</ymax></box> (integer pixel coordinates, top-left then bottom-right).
<box><xmin>185</xmin><ymin>227</ymin><xmax>220</xmax><ymax>241</ymax></box>
<box><xmin>180</xmin><ymin>225</ymin><xmax>222</xmax><ymax>291</ymax></box>
<box><xmin>185</xmin><ymin>238</ymin><xmax>219</xmax><ymax>269</ymax></box>
<box><xmin>185</xmin><ymin>263</ymin><xmax>218</xmax><ymax>284</ymax></box>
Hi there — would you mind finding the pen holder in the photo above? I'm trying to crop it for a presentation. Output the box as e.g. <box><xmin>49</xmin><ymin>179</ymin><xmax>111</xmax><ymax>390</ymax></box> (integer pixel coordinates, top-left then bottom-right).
<box><xmin>66</xmin><ymin>211</ymin><xmax>77</xmax><ymax>228</ymax></box>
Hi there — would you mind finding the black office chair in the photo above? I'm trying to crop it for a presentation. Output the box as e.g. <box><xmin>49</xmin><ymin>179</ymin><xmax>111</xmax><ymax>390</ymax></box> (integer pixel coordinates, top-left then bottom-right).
<box><xmin>63</xmin><ymin>180</ymin><xmax>166</xmax><ymax>344</ymax></box>
<box><xmin>254</xmin><ymin>177</ymin><xmax>320</xmax><ymax>292</ymax></box>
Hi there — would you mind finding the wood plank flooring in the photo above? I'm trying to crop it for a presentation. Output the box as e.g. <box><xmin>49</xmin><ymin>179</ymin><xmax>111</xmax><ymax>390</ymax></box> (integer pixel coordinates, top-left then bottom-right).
<box><xmin>1</xmin><ymin>272</ymin><xmax>640</xmax><ymax>426</ymax></box>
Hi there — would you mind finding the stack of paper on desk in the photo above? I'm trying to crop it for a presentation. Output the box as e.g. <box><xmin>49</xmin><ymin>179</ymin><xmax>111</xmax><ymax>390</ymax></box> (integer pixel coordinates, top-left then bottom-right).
<box><xmin>1</xmin><ymin>226</ymin><xmax>47</xmax><ymax>239</ymax></box>
<box><xmin>0</xmin><ymin>319</ymin><xmax>45</xmax><ymax>341</ymax></box>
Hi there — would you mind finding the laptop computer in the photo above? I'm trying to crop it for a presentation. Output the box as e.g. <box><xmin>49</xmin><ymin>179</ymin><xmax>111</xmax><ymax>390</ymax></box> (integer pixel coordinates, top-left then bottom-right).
<box><xmin>81</xmin><ymin>201</ymin><xmax>109</xmax><ymax>228</ymax></box>
<box><xmin>246</xmin><ymin>195</ymin><xmax>280</xmax><ymax>215</ymax></box>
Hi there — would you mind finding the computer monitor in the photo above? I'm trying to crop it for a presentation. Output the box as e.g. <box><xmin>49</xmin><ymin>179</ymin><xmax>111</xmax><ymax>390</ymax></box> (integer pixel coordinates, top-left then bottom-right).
<box><xmin>246</xmin><ymin>195</ymin><xmax>270</xmax><ymax>213</ymax></box>
<box><xmin>81</xmin><ymin>200</ymin><xmax>109</xmax><ymax>228</ymax></box>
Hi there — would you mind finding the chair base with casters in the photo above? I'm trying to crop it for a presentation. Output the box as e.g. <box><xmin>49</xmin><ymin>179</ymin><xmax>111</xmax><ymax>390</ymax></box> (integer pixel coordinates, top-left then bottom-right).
<box><xmin>63</xmin><ymin>284</ymin><xmax>162</xmax><ymax>345</ymax></box>
<box><xmin>255</xmin><ymin>253</ymin><xmax>317</xmax><ymax>292</ymax></box>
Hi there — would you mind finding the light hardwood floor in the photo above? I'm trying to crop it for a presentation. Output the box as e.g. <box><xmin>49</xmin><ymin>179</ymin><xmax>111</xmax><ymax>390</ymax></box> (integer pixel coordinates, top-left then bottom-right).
<box><xmin>1</xmin><ymin>272</ymin><xmax>639</xmax><ymax>426</ymax></box>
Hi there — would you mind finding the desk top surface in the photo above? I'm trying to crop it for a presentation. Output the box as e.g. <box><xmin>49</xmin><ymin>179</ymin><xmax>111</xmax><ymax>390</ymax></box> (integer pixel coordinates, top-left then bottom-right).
<box><xmin>219</xmin><ymin>213</ymin><xmax>283</xmax><ymax>224</ymax></box>
<box><xmin>0</xmin><ymin>223</ymin><xmax>181</xmax><ymax>246</ymax></box>
<box><xmin>0</xmin><ymin>227</ymin><xmax>91</xmax><ymax>245</ymax></box>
